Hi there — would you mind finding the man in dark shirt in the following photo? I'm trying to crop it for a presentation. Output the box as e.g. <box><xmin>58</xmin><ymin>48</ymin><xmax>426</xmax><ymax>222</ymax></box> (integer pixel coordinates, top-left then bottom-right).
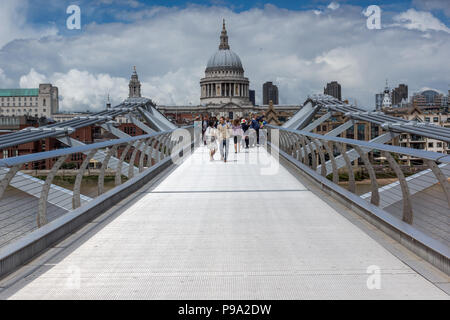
<box><xmin>251</xmin><ymin>113</ymin><xmax>265</xmax><ymax>145</ymax></box>
<box><xmin>241</xmin><ymin>119</ymin><xmax>250</xmax><ymax>149</ymax></box>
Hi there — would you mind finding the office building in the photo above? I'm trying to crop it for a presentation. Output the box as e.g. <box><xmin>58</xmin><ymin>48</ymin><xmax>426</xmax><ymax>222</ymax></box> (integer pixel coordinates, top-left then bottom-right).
<box><xmin>324</xmin><ymin>81</ymin><xmax>341</xmax><ymax>101</ymax></box>
<box><xmin>263</xmin><ymin>82</ymin><xmax>279</xmax><ymax>105</ymax></box>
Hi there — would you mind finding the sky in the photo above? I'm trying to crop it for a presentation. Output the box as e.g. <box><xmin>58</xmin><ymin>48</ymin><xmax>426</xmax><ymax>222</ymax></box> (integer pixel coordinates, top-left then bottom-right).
<box><xmin>0</xmin><ymin>0</ymin><xmax>449</xmax><ymax>111</ymax></box>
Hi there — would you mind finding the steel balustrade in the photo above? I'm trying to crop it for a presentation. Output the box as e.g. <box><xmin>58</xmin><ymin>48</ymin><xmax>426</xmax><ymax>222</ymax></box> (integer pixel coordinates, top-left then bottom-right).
<box><xmin>268</xmin><ymin>125</ymin><xmax>450</xmax><ymax>229</ymax></box>
<box><xmin>0</xmin><ymin>127</ymin><xmax>193</xmax><ymax>240</ymax></box>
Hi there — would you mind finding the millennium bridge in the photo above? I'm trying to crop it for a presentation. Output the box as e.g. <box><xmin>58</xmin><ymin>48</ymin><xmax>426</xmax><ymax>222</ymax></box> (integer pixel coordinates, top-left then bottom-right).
<box><xmin>0</xmin><ymin>95</ymin><xmax>448</xmax><ymax>299</ymax></box>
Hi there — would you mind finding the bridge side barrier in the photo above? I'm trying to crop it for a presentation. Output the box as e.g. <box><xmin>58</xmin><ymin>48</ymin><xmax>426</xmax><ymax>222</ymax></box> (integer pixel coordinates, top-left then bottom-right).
<box><xmin>0</xmin><ymin>127</ymin><xmax>194</xmax><ymax>251</ymax></box>
<box><xmin>0</xmin><ymin>126</ymin><xmax>194</xmax><ymax>279</ymax></box>
<box><xmin>268</xmin><ymin>125</ymin><xmax>450</xmax><ymax>275</ymax></box>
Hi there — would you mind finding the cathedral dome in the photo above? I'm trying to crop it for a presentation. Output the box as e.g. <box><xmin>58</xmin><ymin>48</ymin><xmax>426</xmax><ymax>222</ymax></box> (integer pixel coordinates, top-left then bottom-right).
<box><xmin>205</xmin><ymin>19</ymin><xmax>244</xmax><ymax>73</ymax></box>
<box><xmin>200</xmin><ymin>20</ymin><xmax>250</xmax><ymax>106</ymax></box>
<box><xmin>206</xmin><ymin>49</ymin><xmax>243</xmax><ymax>72</ymax></box>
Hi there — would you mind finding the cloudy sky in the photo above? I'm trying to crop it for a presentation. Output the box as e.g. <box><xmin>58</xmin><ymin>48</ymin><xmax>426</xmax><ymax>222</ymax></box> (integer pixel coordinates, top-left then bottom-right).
<box><xmin>0</xmin><ymin>0</ymin><xmax>449</xmax><ymax>111</ymax></box>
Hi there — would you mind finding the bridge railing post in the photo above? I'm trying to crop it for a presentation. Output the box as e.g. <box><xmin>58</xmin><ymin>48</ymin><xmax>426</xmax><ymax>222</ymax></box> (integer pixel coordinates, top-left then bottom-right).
<box><xmin>312</xmin><ymin>138</ymin><xmax>327</xmax><ymax>177</ymax></box>
<box><xmin>139</xmin><ymin>138</ymin><xmax>153</xmax><ymax>173</ymax></box>
<box><xmin>382</xmin><ymin>151</ymin><xmax>413</xmax><ymax>224</ymax></box>
<box><xmin>128</xmin><ymin>140</ymin><xmax>144</xmax><ymax>179</ymax></box>
<box><xmin>73</xmin><ymin>149</ymin><xmax>98</xmax><ymax>210</ymax></box>
<box><xmin>353</xmin><ymin>145</ymin><xmax>380</xmax><ymax>206</ymax></box>
<box><xmin>38</xmin><ymin>155</ymin><xmax>68</xmax><ymax>227</ymax></box>
<box><xmin>98</xmin><ymin>144</ymin><xmax>119</xmax><ymax>196</ymax></box>
<box><xmin>321</xmin><ymin>140</ymin><xmax>339</xmax><ymax>184</ymax></box>
<box><xmin>426</xmin><ymin>160</ymin><xmax>450</xmax><ymax>208</ymax></box>
<box><xmin>335</xmin><ymin>143</ymin><xmax>356</xmax><ymax>193</ymax></box>
<box><xmin>115</xmin><ymin>142</ymin><xmax>133</xmax><ymax>186</ymax></box>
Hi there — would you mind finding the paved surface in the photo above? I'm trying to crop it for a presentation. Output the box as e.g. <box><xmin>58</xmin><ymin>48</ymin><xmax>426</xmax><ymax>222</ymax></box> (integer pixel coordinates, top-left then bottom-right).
<box><xmin>0</xmin><ymin>146</ymin><xmax>448</xmax><ymax>299</ymax></box>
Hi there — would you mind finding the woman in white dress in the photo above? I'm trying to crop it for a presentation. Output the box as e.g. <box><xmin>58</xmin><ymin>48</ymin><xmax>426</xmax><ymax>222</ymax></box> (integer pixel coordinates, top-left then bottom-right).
<box><xmin>231</xmin><ymin>118</ymin><xmax>244</xmax><ymax>153</ymax></box>
<box><xmin>205</xmin><ymin>120</ymin><xmax>218</xmax><ymax>161</ymax></box>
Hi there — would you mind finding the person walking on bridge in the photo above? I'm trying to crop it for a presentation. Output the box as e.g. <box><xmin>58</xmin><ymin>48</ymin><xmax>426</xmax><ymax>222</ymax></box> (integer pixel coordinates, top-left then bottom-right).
<box><xmin>201</xmin><ymin>115</ymin><xmax>209</xmax><ymax>146</ymax></box>
<box><xmin>217</xmin><ymin>116</ymin><xmax>231</xmax><ymax>162</ymax></box>
<box><xmin>241</xmin><ymin>119</ymin><xmax>250</xmax><ymax>149</ymax></box>
<box><xmin>251</xmin><ymin>114</ymin><xmax>261</xmax><ymax>146</ymax></box>
<box><xmin>232</xmin><ymin>118</ymin><xmax>244</xmax><ymax>153</ymax></box>
<box><xmin>205</xmin><ymin>120</ymin><xmax>218</xmax><ymax>161</ymax></box>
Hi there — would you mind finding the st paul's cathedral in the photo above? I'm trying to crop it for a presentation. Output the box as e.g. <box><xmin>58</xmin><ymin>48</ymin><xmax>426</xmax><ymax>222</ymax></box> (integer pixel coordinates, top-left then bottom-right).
<box><xmin>129</xmin><ymin>20</ymin><xmax>301</xmax><ymax>124</ymax></box>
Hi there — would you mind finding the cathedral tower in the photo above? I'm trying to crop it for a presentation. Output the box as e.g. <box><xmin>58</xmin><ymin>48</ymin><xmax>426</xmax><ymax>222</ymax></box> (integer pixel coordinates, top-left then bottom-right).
<box><xmin>129</xmin><ymin>66</ymin><xmax>141</xmax><ymax>98</ymax></box>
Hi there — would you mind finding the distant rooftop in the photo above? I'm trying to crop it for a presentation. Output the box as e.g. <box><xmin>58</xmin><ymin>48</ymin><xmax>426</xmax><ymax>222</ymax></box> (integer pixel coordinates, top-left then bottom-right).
<box><xmin>0</xmin><ymin>89</ymin><xmax>39</xmax><ymax>97</ymax></box>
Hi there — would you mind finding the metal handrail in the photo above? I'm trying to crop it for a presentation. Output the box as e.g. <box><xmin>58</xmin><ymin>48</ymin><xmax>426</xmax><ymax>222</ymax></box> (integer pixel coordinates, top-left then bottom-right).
<box><xmin>0</xmin><ymin>126</ymin><xmax>193</xmax><ymax>167</ymax></box>
<box><xmin>267</xmin><ymin>125</ymin><xmax>450</xmax><ymax>163</ymax></box>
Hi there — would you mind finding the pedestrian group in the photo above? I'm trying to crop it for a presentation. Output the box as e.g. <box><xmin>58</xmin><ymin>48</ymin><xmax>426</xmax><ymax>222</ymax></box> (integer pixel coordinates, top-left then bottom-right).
<box><xmin>201</xmin><ymin>113</ymin><xmax>266</xmax><ymax>162</ymax></box>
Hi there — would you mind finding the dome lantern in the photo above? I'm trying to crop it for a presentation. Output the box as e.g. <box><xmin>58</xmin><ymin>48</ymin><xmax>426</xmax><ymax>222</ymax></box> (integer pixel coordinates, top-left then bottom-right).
<box><xmin>219</xmin><ymin>19</ymin><xmax>230</xmax><ymax>50</ymax></box>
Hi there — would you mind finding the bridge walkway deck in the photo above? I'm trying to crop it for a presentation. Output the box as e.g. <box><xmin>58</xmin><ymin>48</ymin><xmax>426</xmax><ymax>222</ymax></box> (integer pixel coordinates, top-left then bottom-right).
<box><xmin>0</xmin><ymin>146</ymin><xmax>447</xmax><ymax>299</ymax></box>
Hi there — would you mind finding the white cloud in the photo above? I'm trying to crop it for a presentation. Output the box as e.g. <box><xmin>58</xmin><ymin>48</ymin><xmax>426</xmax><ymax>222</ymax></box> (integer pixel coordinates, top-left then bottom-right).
<box><xmin>1</xmin><ymin>4</ymin><xmax>450</xmax><ymax>111</ymax></box>
<box><xmin>327</xmin><ymin>2</ymin><xmax>340</xmax><ymax>11</ymax></box>
<box><xmin>19</xmin><ymin>68</ymin><xmax>47</xmax><ymax>88</ymax></box>
<box><xmin>393</xmin><ymin>9</ymin><xmax>450</xmax><ymax>33</ymax></box>
<box><xmin>52</xmin><ymin>69</ymin><xmax>129</xmax><ymax>111</ymax></box>
<box><xmin>0</xmin><ymin>0</ymin><xmax>57</xmax><ymax>49</ymax></box>
<box><xmin>19</xmin><ymin>68</ymin><xmax>129</xmax><ymax>111</ymax></box>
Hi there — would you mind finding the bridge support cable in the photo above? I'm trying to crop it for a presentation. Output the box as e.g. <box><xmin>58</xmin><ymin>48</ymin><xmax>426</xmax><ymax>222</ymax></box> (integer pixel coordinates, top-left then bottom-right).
<box><xmin>287</xmin><ymin>120</ymin><xmax>356</xmax><ymax>169</ymax></box>
<box><xmin>100</xmin><ymin>123</ymin><xmax>163</xmax><ymax>166</ymax></box>
<box><xmin>304</xmin><ymin>94</ymin><xmax>450</xmax><ymax>143</ymax></box>
<box><xmin>0</xmin><ymin>101</ymin><xmax>146</xmax><ymax>150</ymax></box>
<box><xmin>137</xmin><ymin>106</ymin><xmax>177</xmax><ymax>132</ymax></box>
<box><xmin>303</xmin><ymin>112</ymin><xmax>333</xmax><ymax>132</ymax></box>
<box><xmin>317</xmin><ymin>131</ymin><xmax>399</xmax><ymax>176</ymax></box>
<box><xmin>282</xmin><ymin>102</ymin><xmax>322</xmax><ymax>130</ymax></box>
<box><xmin>57</xmin><ymin>136</ymin><xmax>139</xmax><ymax>178</ymax></box>
<box><xmin>126</xmin><ymin>114</ymin><xmax>155</xmax><ymax>133</ymax></box>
